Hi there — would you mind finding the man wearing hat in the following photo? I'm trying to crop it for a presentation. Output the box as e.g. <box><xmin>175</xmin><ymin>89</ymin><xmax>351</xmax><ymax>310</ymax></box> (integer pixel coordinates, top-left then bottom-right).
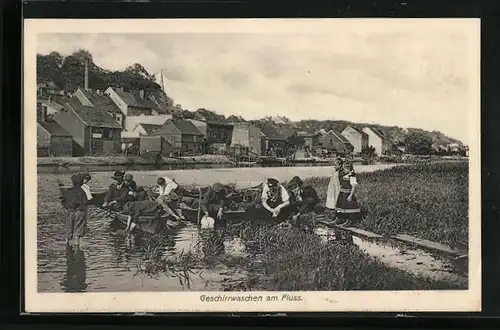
<box><xmin>102</xmin><ymin>170</ymin><xmax>132</xmax><ymax>211</ymax></box>
<box><xmin>61</xmin><ymin>173</ymin><xmax>89</xmax><ymax>246</ymax></box>
<box><xmin>285</xmin><ymin>176</ymin><xmax>321</xmax><ymax>229</ymax></box>
<box><xmin>248</xmin><ymin>178</ymin><xmax>290</xmax><ymax>225</ymax></box>
<box><xmin>201</xmin><ymin>183</ymin><xmax>229</xmax><ymax>230</ymax></box>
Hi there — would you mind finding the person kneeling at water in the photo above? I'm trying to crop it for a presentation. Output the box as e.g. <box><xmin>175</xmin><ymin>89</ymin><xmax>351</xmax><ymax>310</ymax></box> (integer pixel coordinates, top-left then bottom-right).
<box><xmin>285</xmin><ymin>176</ymin><xmax>320</xmax><ymax>229</ymax></box>
<box><xmin>102</xmin><ymin>170</ymin><xmax>131</xmax><ymax>211</ymax></box>
<box><xmin>201</xmin><ymin>183</ymin><xmax>228</xmax><ymax>230</ymax></box>
<box><xmin>122</xmin><ymin>200</ymin><xmax>165</xmax><ymax>232</ymax></box>
<box><xmin>157</xmin><ymin>191</ymin><xmax>185</xmax><ymax>221</ymax></box>
<box><xmin>247</xmin><ymin>178</ymin><xmax>290</xmax><ymax>225</ymax></box>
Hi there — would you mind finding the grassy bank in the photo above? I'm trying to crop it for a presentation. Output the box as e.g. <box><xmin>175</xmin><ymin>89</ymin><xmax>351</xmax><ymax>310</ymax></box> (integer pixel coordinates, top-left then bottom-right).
<box><xmin>305</xmin><ymin>161</ymin><xmax>468</xmax><ymax>247</ymax></box>
<box><xmin>228</xmin><ymin>225</ymin><xmax>461</xmax><ymax>290</ymax></box>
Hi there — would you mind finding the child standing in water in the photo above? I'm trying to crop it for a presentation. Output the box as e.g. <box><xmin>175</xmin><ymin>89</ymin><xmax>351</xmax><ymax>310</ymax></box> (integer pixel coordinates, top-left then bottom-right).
<box><xmin>63</xmin><ymin>174</ymin><xmax>89</xmax><ymax>247</ymax></box>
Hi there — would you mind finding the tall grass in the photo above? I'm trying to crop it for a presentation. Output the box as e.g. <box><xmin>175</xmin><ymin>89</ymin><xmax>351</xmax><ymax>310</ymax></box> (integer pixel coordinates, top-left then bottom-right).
<box><xmin>228</xmin><ymin>225</ymin><xmax>460</xmax><ymax>291</ymax></box>
<box><xmin>306</xmin><ymin>162</ymin><xmax>468</xmax><ymax>247</ymax></box>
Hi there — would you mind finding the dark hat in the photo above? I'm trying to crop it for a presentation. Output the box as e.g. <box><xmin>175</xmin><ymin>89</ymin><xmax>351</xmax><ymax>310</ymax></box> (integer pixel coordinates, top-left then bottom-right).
<box><xmin>289</xmin><ymin>176</ymin><xmax>303</xmax><ymax>187</ymax></box>
<box><xmin>112</xmin><ymin>170</ymin><xmax>125</xmax><ymax>180</ymax></box>
<box><xmin>125</xmin><ymin>173</ymin><xmax>134</xmax><ymax>181</ymax></box>
<box><xmin>267</xmin><ymin>178</ymin><xmax>279</xmax><ymax>187</ymax></box>
<box><xmin>71</xmin><ymin>173</ymin><xmax>83</xmax><ymax>186</ymax></box>
<box><xmin>212</xmin><ymin>183</ymin><xmax>225</xmax><ymax>192</ymax></box>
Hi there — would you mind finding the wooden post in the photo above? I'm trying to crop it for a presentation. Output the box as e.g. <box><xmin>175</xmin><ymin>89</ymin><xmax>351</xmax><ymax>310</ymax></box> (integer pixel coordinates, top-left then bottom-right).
<box><xmin>197</xmin><ymin>187</ymin><xmax>202</xmax><ymax>228</ymax></box>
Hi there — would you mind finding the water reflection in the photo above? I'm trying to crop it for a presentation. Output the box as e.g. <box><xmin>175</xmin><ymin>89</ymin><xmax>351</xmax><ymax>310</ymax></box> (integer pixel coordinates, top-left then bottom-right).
<box><xmin>61</xmin><ymin>245</ymin><xmax>87</xmax><ymax>292</ymax></box>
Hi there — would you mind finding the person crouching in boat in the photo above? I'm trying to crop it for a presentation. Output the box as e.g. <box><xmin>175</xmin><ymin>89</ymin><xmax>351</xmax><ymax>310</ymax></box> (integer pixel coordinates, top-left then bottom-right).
<box><xmin>335</xmin><ymin>161</ymin><xmax>362</xmax><ymax>226</ymax></box>
<box><xmin>122</xmin><ymin>200</ymin><xmax>165</xmax><ymax>232</ymax></box>
<box><xmin>157</xmin><ymin>191</ymin><xmax>185</xmax><ymax>221</ymax></box>
<box><xmin>63</xmin><ymin>174</ymin><xmax>89</xmax><ymax>247</ymax></box>
<box><xmin>102</xmin><ymin>170</ymin><xmax>130</xmax><ymax>212</ymax></box>
<box><xmin>124</xmin><ymin>173</ymin><xmax>137</xmax><ymax>193</ymax></box>
<box><xmin>250</xmin><ymin>178</ymin><xmax>290</xmax><ymax>226</ymax></box>
<box><xmin>201</xmin><ymin>183</ymin><xmax>229</xmax><ymax>230</ymax></box>
<box><xmin>285</xmin><ymin>176</ymin><xmax>320</xmax><ymax>230</ymax></box>
<box><xmin>135</xmin><ymin>186</ymin><xmax>149</xmax><ymax>201</ymax></box>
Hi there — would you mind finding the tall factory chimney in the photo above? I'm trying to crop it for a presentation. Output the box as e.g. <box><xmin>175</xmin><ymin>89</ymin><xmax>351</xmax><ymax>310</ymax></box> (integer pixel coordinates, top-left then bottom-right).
<box><xmin>84</xmin><ymin>59</ymin><xmax>89</xmax><ymax>91</ymax></box>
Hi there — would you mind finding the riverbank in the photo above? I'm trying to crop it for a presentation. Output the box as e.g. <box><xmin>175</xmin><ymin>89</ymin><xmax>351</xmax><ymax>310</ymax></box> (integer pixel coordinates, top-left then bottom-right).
<box><xmin>36</xmin><ymin>155</ymin><xmax>468</xmax><ymax>173</ymax></box>
<box><xmin>304</xmin><ymin>161</ymin><xmax>469</xmax><ymax>248</ymax></box>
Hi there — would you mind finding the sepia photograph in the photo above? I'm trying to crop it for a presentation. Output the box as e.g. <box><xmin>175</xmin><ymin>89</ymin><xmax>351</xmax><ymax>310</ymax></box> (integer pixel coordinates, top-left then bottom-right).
<box><xmin>24</xmin><ymin>19</ymin><xmax>481</xmax><ymax>313</ymax></box>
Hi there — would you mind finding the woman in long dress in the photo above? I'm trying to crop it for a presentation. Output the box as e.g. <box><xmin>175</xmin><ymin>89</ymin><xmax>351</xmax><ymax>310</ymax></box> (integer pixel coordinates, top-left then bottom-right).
<box><xmin>325</xmin><ymin>157</ymin><xmax>344</xmax><ymax>212</ymax></box>
<box><xmin>335</xmin><ymin>161</ymin><xmax>362</xmax><ymax>226</ymax></box>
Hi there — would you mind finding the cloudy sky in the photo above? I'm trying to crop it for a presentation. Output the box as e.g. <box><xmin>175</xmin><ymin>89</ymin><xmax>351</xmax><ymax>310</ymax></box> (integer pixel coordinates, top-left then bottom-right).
<box><xmin>37</xmin><ymin>25</ymin><xmax>477</xmax><ymax>144</ymax></box>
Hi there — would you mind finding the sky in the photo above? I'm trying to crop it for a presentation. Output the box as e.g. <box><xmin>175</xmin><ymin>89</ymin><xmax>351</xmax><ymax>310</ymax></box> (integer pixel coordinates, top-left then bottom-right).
<box><xmin>37</xmin><ymin>28</ymin><xmax>477</xmax><ymax>144</ymax></box>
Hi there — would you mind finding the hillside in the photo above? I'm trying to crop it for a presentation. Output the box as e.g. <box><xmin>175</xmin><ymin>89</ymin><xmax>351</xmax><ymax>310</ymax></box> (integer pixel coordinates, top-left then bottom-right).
<box><xmin>37</xmin><ymin>49</ymin><xmax>464</xmax><ymax>147</ymax></box>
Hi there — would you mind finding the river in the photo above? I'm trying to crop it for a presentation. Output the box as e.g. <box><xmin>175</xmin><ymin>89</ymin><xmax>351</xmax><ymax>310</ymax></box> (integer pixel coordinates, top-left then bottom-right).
<box><xmin>37</xmin><ymin>164</ymin><xmax>465</xmax><ymax>292</ymax></box>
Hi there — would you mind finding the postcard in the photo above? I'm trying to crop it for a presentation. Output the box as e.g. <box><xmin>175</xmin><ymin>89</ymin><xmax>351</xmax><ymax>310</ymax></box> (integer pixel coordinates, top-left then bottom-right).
<box><xmin>25</xmin><ymin>18</ymin><xmax>481</xmax><ymax>313</ymax></box>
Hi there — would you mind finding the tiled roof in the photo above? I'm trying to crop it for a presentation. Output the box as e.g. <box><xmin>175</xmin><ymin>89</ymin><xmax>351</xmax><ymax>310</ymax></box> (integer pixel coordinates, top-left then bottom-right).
<box><xmin>38</xmin><ymin>120</ymin><xmax>72</xmax><ymax>137</ymax></box>
<box><xmin>80</xmin><ymin>89</ymin><xmax>122</xmax><ymax>114</ymax></box>
<box><xmin>329</xmin><ymin>129</ymin><xmax>351</xmax><ymax>144</ymax></box>
<box><xmin>112</xmin><ymin>88</ymin><xmax>164</xmax><ymax>113</ymax></box>
<box><xmin>139</xmin><ymin>123</ymin><xmax>163</xmax><ymax>135</ymax></box>
<box><xmin>65</xmin><ymin>98</ymin><xmax>122</xmax><ymax>129</ymax></box>
<box><xmin>40</xmin><ymin>99</ymin><xmax>64</xmax><ymax>111</ymax></box>
<box><xmin>260</xmin><ymin>126</ymin><xmax>286</xmax><ymax>141</ymax></box>
<box><xmin>172</xmin><ymin>119</ymin><xmax>203</xmax><ymax>136</ymax></box>
<box><xmin>344</xmin><ymin>125</ymin><xmax>369</xmax><ymax>138</ymax></box>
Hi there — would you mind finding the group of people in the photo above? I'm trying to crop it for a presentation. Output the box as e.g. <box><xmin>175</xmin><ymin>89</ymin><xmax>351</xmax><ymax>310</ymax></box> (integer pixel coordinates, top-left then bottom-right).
<box><xmin>62</xmin><ymin>156</ymin><xmax>361</xmax><ymax>246</ymax></box>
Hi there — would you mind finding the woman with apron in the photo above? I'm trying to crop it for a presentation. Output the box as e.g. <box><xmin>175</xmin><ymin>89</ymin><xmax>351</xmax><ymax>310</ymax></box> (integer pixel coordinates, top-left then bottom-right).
<box><xmin>335</xmin><ymin>161</ymin><xmax>361</xmax><ymax>226</ymax></box>
<box><xmin>325</xmin><ymin>157</ymin><xmax>343</xmax><ymax>215</ymax></box>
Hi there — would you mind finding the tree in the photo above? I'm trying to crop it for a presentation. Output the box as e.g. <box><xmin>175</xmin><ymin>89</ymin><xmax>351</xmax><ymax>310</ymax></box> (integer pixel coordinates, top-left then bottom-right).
<box><xmin>361</xmin><ymin>146</ymin><xmax>376</xmax><ymax>159</ymax></box>
<box><xmin>405</xmin><ymin>131</ymin><xmax>433</xmax><ymax>155</ymax></box>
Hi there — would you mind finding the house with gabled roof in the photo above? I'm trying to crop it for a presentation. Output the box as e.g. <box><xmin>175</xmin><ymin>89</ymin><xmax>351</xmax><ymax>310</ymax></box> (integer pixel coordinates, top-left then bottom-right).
<box><xmin>341</xmin><ymin>125</ymin><xmax>369</xmax><ymax>155</ymax></box>
<box><xmin>37</xmin><ymin>102</ymin><xmax>73</xmax><ymax>157</ymax></box>
<box><xmin>152</xmin><ymin>119</ymin><xmax>204</xmax><ymax>155</ymax></box>
<box><xmin>74</xmin><ymin>87</ymin><xmax>124</xmax><ymax>127</ymax></box>
<box><xmin>260</xmin><ymin>125</ymin><xmax>287</xmax><ymax>155</ymax></box>
<box><xmin>52</xmin><ymin>97</ymin><xmax>122</xmax><ymax>156</ymax></box>
<box><xmin>362</xmin><ymin>126</ymin><xmax>393</xmax><ymax>156</ymax></box>
<box><xmin>319</xmin><ymin>129</ymin><xmax>354</xmax><ymax>156</ymax></box>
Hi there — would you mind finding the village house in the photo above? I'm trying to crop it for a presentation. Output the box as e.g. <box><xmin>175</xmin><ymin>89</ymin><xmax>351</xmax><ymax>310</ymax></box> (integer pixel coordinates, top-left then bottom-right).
<box><xmin>230</xmin><ymin>123</ymin><xmax>262</xmax><ymax>157</ymax></box>
<box><xmin>260</xmin><ymin>126</ymin><xmax>287</xmax><ymax>156</ymax></box>
<box><xmin>206</xmin><ymin>121</ymin><xmax>234</xmax><ymax>154</ymax></box>
<box><xmin>341</xmin><ymin>125</ymin><xmax>369</xmax><ymax>155</ymax></box>
<box><xmin>52</xmin><ymin>98</ymin><xmax>122</xmax><ymax>156</ymax></box>
<box><xmin>39</xmin><ymin>98</ymin><xmax>65</xmax><ymax>117</ymax></box>
<box><xmin>152</xmin><ymin>119</ymin><xmax>204</xmax><ymax>155</ymax></box>
<box><xmin>296</xmin><ymin>130</ymin><xmax>321</xmax><ymax>153</ymax></box>
<box><xmin>319</xmin><ymin>129</ymin><xmax>354</xmax><ymax>157</ymax></box>
<box><xmin>105</xmin><ymin>87</ymin><xmax>170</xmax><ymax>130</ymax></box>
<box><xmin>74</xmin><ymin>87</ymin><xmax>124</xmax><ymax>127</ymax></box>
<box><xmin>139</xmin><ymin>136</ymin><xmax>173</xmax><ymax>157</ymax></box>
<box><xmin>37</xmin><ymin>102</ymin><xmax>73</xmax><ymax>157</ymax></box>
<box><xmin>362</xmin><ymin>127</ymin><xmax>393</xmax><ymax>156</ymax></box>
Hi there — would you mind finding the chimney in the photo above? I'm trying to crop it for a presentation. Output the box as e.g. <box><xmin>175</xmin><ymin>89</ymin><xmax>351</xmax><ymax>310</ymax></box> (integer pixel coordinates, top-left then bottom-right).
<box><xmin>84</xmin><ymin>59</ymin><xmax>89</xmax><ymax>91</ymax></box>
<box><xmin>139</xmin><ymin>90</ymin><xmax>145</xmax><ymax>99</ymax></box>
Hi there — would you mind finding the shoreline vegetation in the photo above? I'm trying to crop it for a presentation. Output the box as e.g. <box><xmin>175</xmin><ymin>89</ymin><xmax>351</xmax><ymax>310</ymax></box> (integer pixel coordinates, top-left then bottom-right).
<box><xmin>135</xmin><ymin>162</ymin><xmax>468</xmax><ymax>290</ymax></box>
<box><xmin>304</xmin><ymin>161</ymin><xmax>468</xmax><ymax>248</ymax></box>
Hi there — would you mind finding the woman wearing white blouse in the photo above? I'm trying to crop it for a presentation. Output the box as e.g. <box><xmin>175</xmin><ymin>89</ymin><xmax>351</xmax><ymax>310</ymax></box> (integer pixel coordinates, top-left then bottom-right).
<box><xmin>334</xmin><ymin>161</ymin><xmax>361</xmax><ymax>226</ymax></box>
<box><xmin>325</xmin><ymin>157</ymin><xmax>343</xmax><ymax>211</ymax></box>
